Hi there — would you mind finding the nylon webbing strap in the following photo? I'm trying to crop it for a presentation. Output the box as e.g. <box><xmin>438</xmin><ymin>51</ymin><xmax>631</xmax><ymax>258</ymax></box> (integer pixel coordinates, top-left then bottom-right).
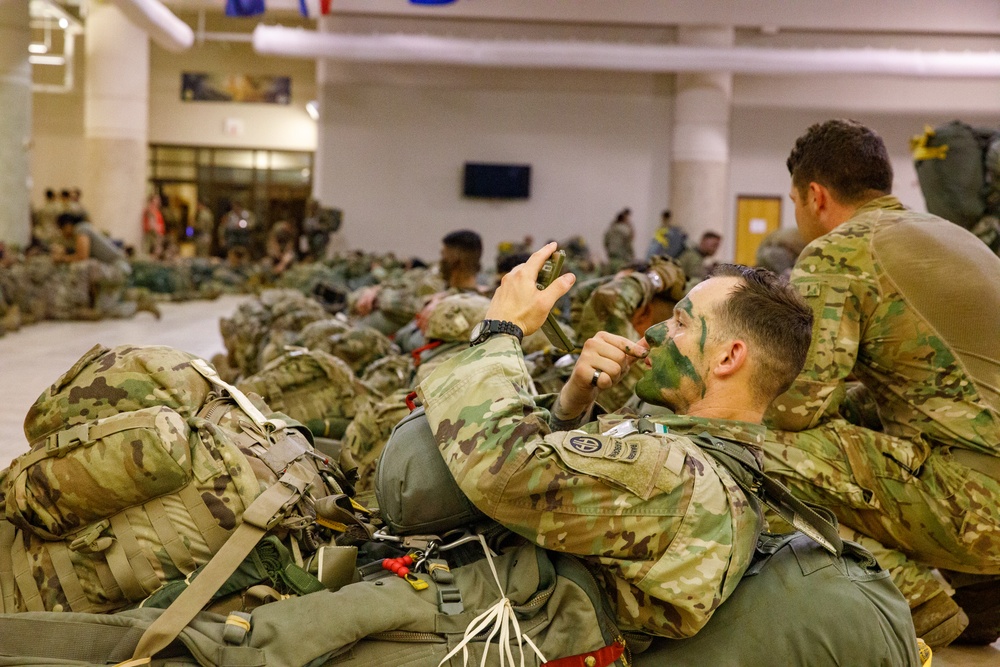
<box><xmin>108</xmin><ymin>513</ymin><xmax>162</xmax><ymax>600</ymax></box>
<box><xmin>696</xmin><ymin>432</ymin><xmax>843</xmax><ymax>556</ymax></box>
<box><xmin>94</xmin><ymin>559</ymin><xmax>124</xmax><ymax>604</ymax></box>
<box><xmin>130</xmin><ymin>466</ymin><xmax>310</xmax><ymax>660</ymax></box>
<box><xmin>44</xmin><ymin>540</ymin><xmax>92</xmax><ymax>612</ymax></box>
<box><xmin>0</xmin><ymin>615</ymin><xmax>145</xmax><ymax>663</ymax></box>
<box><xmin>177</xmin><ymin>483</ymin><xmax>231</xmax><ymax>554</ymax></box>
<box><xmin>145</xmin><ymin>498</ymin><xmax>197</xmax><ymax>576</ymax></box>
<box><xmin>9</xmin><ymin>528</ymin><xmax>44</xmax><ymax>612</ymax></box>
<box><xmin>0</xmin><ymin>521</ymin><xmax>18</xmax><ymax>613</ymax></box>
<box><xmin>191</xmin><ymin>358</ymin><xmax>283</xmax><ymax>432</ymax></box>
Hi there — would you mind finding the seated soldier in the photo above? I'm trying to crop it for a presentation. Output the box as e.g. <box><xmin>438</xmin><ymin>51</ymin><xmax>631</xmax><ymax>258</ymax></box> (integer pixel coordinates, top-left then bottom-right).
<box><xmin>52</xmin><ymin>213</ymin><xmax>159</xmax><ymax>319</ymax></box>
<box><xmin>417</xmin><ymin>244</ymin><xmax>813</xmax><ymax>638</ymax></box>
<box><xmin>351</xmin><ymin>230</ymin><xmax>483</xmax><ymax>338</ymax></box>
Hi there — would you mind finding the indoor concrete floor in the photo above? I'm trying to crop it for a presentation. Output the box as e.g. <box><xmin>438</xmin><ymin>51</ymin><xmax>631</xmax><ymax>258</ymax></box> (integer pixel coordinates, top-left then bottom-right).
<box><xmin>0</xmin><ymin>295</ymin><xmax>998</xmax><ymax>665</ymax></box>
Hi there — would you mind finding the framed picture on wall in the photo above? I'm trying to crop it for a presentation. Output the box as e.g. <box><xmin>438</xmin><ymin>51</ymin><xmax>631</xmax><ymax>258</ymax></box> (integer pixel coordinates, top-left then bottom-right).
<box><xmin>181</xmin><ymin>73</ymin><xmax>291</xmax><ymax>104</ymax></box>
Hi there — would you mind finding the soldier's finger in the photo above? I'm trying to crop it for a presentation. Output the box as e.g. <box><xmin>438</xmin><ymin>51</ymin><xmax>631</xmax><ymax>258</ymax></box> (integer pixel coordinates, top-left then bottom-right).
<box><xmin>524</xmin><ymin>241</ymin><xmax>560</xmax><ymax>275</ymax></box>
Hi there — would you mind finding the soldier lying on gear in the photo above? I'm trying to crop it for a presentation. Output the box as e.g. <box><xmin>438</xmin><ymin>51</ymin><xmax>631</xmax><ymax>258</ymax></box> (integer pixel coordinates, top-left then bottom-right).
<box><xmin>417</xmin><ymin>243</ymin><xmax>814</xmax><ymax>639</ymax></box>
<box><xmin>763</xmin><ymin>118</ymin><xmax>1000</xmax><ymax>649</ymax></box>
<box><xmin>576</xmin><ymin>256</ymin><xmax>688</xmax><ymax>413</ymax></box>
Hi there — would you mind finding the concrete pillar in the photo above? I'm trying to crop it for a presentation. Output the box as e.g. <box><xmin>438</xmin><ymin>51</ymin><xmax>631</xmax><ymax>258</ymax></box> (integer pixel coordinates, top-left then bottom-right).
<box><xmin>669</xmin><ymin>26</ymin><xmax>733</xmax><ymax>256</ymax></box>
<box><xmin>0</xmin><ymin>1</ymin><xmax>32</xmax><ymax>247</ymax></box>
<box><xmin>314</xmin><ymin>17</ymin><xmax>347</xmax><ymax>255</ymax></box>
<box><xmin>83</xmin><ymin>1</ymin><xmax>149</xmax><ymax>249</ymax></box>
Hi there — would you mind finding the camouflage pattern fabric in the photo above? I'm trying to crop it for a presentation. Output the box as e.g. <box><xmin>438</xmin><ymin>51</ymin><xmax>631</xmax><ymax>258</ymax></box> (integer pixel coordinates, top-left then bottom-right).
<box><xmin>342</xmin><ymin>387</ymin><xmax>413</xmax><ymax>492</ymax></box>
<box><xmin>220</xmin><ymin>289</ymin><xmax>328</xmax><ymax>378</ymax></box>
<box><xmin>318</xmin><ymin>326</ymin><xmax>399</xmax><ymax>376</ymax></box>
<box><xmin>4</xmin><ymin>344</ymin><xmax>343</xmax><ymax>615</ymax></box>
<box><xmin>418</xmin><ymin>335</ymin><xmax>763</xmax><ymax>638</ymax></box>
<box><xmin>603</xmin><ymin>220</ymin><xmax>634</xmax><ymax>267</ymax></box>
<box><xmin>237</xmin><ymin>347</ymin><xmax>377</xmax><ymax>440</ymax></box>
<box><xmin>360</xmin><ymin>354</ymin><xmax>414</xmax><ymax>397</ymax></box>
<box><xmin>422</xmin><ymin>292</ymin><xmax>490</xmax><ymax>343</ymax></box>
<box><xmin>764</xmin><ymin>196</ymin><xmax>1000</xmax><ymax>604</ymax></box>
<box><xmin>46</xmin><ymin>263</ymin><xmax>92</xmax><ymax>320</ymax></box>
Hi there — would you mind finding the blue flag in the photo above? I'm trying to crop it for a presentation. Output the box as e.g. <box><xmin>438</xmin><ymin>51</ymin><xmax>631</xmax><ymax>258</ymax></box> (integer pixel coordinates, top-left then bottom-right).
<box><xmin>226</xmin><ymin>0</ymin><xmax>265</xmax><ymax>17</ymax></box>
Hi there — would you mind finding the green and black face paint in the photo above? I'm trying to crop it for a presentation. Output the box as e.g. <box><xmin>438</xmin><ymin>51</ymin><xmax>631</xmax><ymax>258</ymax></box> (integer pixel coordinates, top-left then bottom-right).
<box><xmin>635</xmin><ymin>310</ymin><xmax>708</xmax><ymax>410</ymax></box>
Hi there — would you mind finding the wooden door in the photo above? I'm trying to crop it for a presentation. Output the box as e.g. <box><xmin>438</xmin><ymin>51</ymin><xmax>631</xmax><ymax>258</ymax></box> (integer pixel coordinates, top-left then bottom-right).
<box><xmin>735</xmin><ymin>196</ymin><xmax>782</xmax><ymax>266</ymax></box>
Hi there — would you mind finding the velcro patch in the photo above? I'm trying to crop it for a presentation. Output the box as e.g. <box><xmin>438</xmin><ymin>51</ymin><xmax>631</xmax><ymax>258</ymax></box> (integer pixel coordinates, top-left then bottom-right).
<box><xmin>566</xmin><ymin>435</ymin><xmax>640</xmax><ymax>463</ymax></box>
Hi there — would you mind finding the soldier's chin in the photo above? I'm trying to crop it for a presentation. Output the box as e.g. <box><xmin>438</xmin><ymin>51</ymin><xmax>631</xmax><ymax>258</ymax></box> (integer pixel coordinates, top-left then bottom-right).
<box><xmin>634</xmin><ymin>383</ymin><xmax>676</xmax><ymax>411</ymax></box>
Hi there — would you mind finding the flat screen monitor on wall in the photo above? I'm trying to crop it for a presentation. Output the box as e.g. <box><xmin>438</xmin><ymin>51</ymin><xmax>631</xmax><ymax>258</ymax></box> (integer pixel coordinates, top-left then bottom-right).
<box><xmin>463</xmin><ymin>162</ymin><xmax>531</xmax><ymax>199</ymax></box>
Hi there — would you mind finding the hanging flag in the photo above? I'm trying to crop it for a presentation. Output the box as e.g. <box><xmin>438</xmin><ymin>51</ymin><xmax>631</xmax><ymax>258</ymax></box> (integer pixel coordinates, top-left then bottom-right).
<box><xmin>299</xmin><ymin>0</ymin><xmax>332</xmax><ymax>17</ymax></box>
<box><xmin>226</xmin><ymin>0</ymin><xmax>266</xmax><ymax>17</ymax></box>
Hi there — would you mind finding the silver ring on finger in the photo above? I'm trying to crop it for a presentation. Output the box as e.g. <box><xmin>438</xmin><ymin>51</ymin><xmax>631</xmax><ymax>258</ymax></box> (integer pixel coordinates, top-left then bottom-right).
<box><xmin>591</xmin><ymin>369</ymin><xmax>602</xmax><ymax>387</ymax></box>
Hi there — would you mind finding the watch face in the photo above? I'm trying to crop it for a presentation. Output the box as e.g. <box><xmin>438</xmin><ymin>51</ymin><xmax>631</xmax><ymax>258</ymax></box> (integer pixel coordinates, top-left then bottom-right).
<box><xmin>469</xmin><ymin>321</ymin><xmax>485</xmax><ymax>343</ymax></box>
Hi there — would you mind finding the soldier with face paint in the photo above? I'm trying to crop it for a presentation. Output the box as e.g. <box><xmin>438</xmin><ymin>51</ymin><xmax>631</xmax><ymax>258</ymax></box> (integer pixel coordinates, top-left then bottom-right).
<box><xmin>418</xmin><ymin>243</ymin><xmax>813</xmax><ymax>640</ymax></box>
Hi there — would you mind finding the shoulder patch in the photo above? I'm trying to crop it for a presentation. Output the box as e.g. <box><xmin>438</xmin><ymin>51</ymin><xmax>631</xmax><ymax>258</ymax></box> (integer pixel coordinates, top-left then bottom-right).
<box><xmin>567</xmin><ymin>435</ymin><xmax>641</xmax><ymax>463</ymax></box>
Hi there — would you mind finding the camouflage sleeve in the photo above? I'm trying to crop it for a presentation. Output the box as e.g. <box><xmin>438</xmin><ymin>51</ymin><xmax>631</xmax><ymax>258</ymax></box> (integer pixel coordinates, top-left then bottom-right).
<box><xmin>576</xmin><ymin>273</ymin><xmax>651</xmax><ymax>341</ymax></box>
<box><xmin>765</xmin><ymin>241</ymin><xmax>879</xmax><ymax>431</ymax></box>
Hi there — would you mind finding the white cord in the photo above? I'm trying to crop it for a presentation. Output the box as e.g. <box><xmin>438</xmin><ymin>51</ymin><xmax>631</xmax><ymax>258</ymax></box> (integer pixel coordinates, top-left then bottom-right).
<box><xmin>436</xmin><ymin>535</ymin><xmax>548</xmax><ymax>667</ymax></box>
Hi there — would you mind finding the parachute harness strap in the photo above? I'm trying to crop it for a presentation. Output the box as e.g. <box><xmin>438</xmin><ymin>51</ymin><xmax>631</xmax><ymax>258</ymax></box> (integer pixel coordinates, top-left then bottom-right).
<box><xmin>436</xmin><ymin>535</ymin><xmax>547</xmax><ymax>667</ymax></box>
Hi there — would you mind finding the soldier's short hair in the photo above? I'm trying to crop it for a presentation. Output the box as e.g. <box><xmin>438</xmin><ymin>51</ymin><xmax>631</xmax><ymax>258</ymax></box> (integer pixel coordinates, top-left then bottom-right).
<box><xmin>787</xmin><ymin>119</ymin><xmax>893</xmax><ymax>205</ymax></box>
<box><xmin>709</xmin><ymin>264</ymin><xmax>813</xmax><ymax>405</ymax></box>
<box><xmin>442</xmin><ymin>229</ymin><xmax>483</xmax><ymax>273</ymax></box>
<box><xmin>442</xmin><ymin>230</ymin><xmax>482</xmax><ymax>255</ymax></box>
<box><xmin>57</xmin><ymin>212</ymin><xmax>83</xmax><ymax>228</ymax></box>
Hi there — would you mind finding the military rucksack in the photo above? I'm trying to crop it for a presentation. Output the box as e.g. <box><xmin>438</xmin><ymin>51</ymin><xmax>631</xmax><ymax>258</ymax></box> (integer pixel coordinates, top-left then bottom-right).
<box><xmin>0</xmin><ymin>344</ymin><xmax>348</xmax><ymax>659</ymax></box>
<box><xmin>237</xmin><ymin>347</ymin><xmax>377</xmax><ymax>441</ymax></box>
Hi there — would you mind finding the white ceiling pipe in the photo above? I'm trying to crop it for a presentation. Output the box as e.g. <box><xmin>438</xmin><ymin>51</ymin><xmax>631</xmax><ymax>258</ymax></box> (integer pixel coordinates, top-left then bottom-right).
<box><xmin>253</xmin><ymin>25</ymin><xmax>1000</xmax><ymax>78</ymax></box>
<box><xmin>107</xmin><ymin>0</ymin><xmax>194</xmax><ymax>52</ymax></box>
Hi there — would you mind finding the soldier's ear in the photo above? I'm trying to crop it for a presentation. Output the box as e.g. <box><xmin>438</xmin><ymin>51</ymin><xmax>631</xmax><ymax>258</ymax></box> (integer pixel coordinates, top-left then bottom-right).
<box><xmin>807</xmin><ymin>182</ymin><xmax>829</xmax><ymax>213</ymax></box>
<box><xmin>712</xmin><ymin>339</ymin><xmax>748</xmax><ymax>379</ymax></box>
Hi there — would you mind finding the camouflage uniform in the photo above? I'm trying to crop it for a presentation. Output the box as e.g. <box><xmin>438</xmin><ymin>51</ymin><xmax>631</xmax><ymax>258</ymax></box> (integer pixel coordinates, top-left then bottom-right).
<box><xmin>418</xmin><ymin>336</ymin><xmax>763</xmax><ymax>638</ymax></box>
<box><xmin>763</xmin><ymin>196</ymin><xmax>1000</xmax><ymax>606</ymax></box>
<box><xmin>603</xmin><ymin>220</ymin><xmax>634</xmax><ymax>269</ymax></box>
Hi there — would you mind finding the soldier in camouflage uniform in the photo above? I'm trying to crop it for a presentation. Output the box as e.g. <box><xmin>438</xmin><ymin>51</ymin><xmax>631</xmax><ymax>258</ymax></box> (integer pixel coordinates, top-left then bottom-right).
<box><xmin>762</xmin><ymin>119</ymin><xmax>1000</xmax><ymax>648</ymax></box>
<box><xmin>602</xmin><ymin>208</ymin><xmax>635</xmax><ymax>270</ymax></box>
<box><xmin>575</xmin><ymin>257</ymin><xmax>687</xmax><ymax>413</ymax></box>
<box><xmin>418</xmin><ymin>245</ymin><xmax>814</xmax><ymax>638</ymax></box>
<box><xmin>350</xmin><ymin>230</ymin><xmax>481</xmax><ymax>337</ymax></box>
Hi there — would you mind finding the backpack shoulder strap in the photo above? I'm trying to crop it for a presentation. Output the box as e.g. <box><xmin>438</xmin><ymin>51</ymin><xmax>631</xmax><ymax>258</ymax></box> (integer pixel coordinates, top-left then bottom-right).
<box><xmin>694</xmin><ymin>432</ymin><xmax>843</xmax><ymax>556</ymax></box>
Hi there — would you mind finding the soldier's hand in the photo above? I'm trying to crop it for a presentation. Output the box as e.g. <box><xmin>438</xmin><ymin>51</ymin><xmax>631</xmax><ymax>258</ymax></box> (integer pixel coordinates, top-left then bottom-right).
<box><xmin>648</xmin><ymin>256</ymin><xmax>687</xmax><ymax>301</ymax></box>
<box><xmin>555</xmin><ymin>332</ymin><xmax>649</xmax><ymax>421</ymax></box>
<box><xmin>354</xmin><ymin>285</ymin><xmax>381</xmax><ymax>316</ymax></box>
<box><xmin>485</xmin><ymin>242</ymin><xmax>575</xmax><ymax>335</ymax></box>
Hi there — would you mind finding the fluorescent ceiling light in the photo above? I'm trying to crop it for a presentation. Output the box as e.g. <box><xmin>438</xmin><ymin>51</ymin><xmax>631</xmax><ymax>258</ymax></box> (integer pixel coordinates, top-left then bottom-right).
<box><xmin>28</xmin><ymin>44</ymin><xmax>48</xmax><ymax>54</ymax></box>
<box><xmin>306</xmin><ymin>100</ymin><xmax>319</xmax><ymax>120</ymax></box>
<box><xmin>29</xmin><ymin>54</ymin><xmax>66</xmax><ymax>66</ymax></box>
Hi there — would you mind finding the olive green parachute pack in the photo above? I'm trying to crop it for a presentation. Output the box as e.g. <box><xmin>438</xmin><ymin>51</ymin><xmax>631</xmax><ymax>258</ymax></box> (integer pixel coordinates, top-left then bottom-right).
<box><xmin>912</xmin><ymin>121</ymin><xmax>1000</xmax><ymax>253</ymax></box>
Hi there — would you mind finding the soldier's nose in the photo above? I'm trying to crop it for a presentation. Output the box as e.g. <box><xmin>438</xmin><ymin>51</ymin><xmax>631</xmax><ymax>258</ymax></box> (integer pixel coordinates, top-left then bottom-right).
<box><xmin>644</xmin><ymin>322</ymin><xmax>668</xmax><ymax>347</ymax></box>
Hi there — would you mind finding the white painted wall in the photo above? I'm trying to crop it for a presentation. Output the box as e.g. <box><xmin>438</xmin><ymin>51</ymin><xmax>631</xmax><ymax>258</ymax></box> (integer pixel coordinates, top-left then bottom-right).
<box><xmin>31</xmin><ymin>31</ymin><xmax>318</xmax><ymax>211</ymax></box>
<box><xmin>316</xmin><ymin>73</ymin><xmax>672</xmax><ymax>264</ymax></box>
<box><xmin>147</xmin><ymin>39</ymin><xmax>317</xmax><ymax>150</ymax></box>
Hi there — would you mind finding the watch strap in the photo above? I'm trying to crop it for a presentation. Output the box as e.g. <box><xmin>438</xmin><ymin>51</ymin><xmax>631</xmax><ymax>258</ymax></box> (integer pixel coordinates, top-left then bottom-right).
<box><xmin>470</xmin><ymin>320</ymin><xmax>523</xmax><ymax>346</ymax></box>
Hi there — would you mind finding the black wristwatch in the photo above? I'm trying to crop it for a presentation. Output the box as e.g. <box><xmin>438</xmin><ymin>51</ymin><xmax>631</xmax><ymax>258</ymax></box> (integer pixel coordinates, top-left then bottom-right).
<box><xmin>469</xmin><ymin>319</ymin><xmax>524</xmax><ymax>346</ymax></box>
